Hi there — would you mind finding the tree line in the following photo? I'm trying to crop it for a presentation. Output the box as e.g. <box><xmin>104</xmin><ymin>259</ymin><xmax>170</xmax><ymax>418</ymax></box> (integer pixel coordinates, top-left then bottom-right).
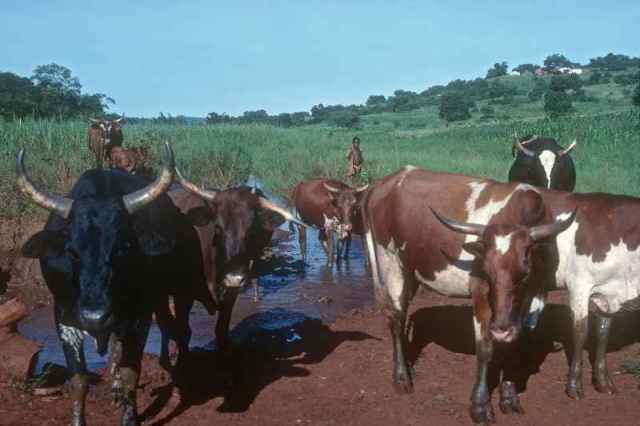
<box><xmin>0</xmin><ymin>63</ymin><xmax>113</xmax><ymax>120</ymax></box>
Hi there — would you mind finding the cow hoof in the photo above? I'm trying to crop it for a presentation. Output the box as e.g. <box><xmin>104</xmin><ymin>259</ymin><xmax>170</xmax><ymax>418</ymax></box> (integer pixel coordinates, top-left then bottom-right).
<box><xmin>499</xmin><ymin>381</ymin><xmax>525</xmax><ymax>415</ymax></box>
<box><xmin>593</xmin><ymin>377</ymin><xmax>618</xmax><ymax>395</ymax></box>
<box><xmin>470</xmin><ymin>401</ymin><xmax>496</xmax><ymax>424</ymax></box>
<box><xmin>120</xmin><ymin>405</ymin><xmax>139</xmax><ymax>426</ymax></box>
<box><xmin>392</xmin><ymin>373</ymin><xmax>413</xmax><ymax>394</ymax></box>
<box><xmin>112</xmin><ymin>381</ymin><xmax>126</xmax><ymax>408</ymax></box>
<box><xmin>565</xmin><ymin>382</ymin><xmax>585</xmax><ymax>400</ymax></box>
<box><xmin>71</xmin><ymin>415</ymin><xmax>87</xmax><ymax>426</ymax></box>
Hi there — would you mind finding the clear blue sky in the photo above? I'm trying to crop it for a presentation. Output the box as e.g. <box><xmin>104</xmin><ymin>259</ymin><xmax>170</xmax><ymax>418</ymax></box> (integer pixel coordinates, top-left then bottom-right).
<box><xmin>2</xmin><ymin>1</ymin><xmax>639</xmax><ymax>117</ymax></box>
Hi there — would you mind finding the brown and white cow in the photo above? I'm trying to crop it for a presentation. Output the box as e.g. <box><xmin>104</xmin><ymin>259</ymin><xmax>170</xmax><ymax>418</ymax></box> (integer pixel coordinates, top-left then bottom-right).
<box><xmin>529</xmin><ymin>189</ymin><xmax>640</xmax><ymax>401</ymax></box>
<box><xmin>88</xmin><ymin>117</ymin><xmax>124</xmax><ymax>168</ymax></box>
<box><xmin>290</xmin><ymin>179</ymin><xmax>368</xmax><ymax>264</ymax></box>
<box><xmin>361</xmin><ymin>165</ymin><xmax>575</xmax><ymax>423</ymax></box>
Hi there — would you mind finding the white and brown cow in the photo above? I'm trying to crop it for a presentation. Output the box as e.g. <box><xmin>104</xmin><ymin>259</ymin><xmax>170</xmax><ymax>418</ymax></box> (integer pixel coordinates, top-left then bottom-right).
<box><xmin>361</xmin><ymin>165</ymin><xmax>575</xmax><ymax>424</ymax></box>
<box><xmin>534</xmin><ymin>189</ymin><xmax>640</xmax><ymax>400</ymax></box>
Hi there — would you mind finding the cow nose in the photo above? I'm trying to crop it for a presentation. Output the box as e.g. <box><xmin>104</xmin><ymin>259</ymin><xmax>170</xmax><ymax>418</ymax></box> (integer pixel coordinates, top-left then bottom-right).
<box><xmin>490</xmin><ymin>324</ymin><xmax>515</xmax><ymax>343</ymax></box>
<box><xmin>77</xmin><ymin>308</ymin><xmax>112</xmax><ymax>331</ymax></box>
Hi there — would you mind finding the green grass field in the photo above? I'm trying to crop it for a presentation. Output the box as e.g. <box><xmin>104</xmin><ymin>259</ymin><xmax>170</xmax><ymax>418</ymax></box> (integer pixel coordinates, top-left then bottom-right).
<box><xmin>1</xmin><ymin>106</ymin><xmax>638</xmax><ymax>219</ymax></box>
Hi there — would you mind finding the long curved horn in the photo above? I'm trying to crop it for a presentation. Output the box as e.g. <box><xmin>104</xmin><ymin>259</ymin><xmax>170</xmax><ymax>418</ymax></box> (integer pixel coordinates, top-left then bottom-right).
<box><xmin>529</xmin><ymin>209</ymin><xmax>577</xmax><ymax>241</ymax></box>
<box><xmin>175</xmin><ymin>167</ymin><xmax>217</xmax><ymax>202</ymax></box>
<box><xmin>16</xmin><ymin>149</ymin><xmax>74</xmax><ymax>219</ymax></box>
<box><xmin>323</xmin><ymin>183</ymin><xmax>341</xmax><ymax>193</ymax></box>
<box><xmin>355</xmin><ymin>184</ymin><xmax>369</xmax><ymax>193</ymax></box>
<box><xmin>430</xmin><ymin>207</ymin><xmax>486</xmax><ymax>236</ymax></box>
<box><xmin>89</xmin><ymin>118</ymin><xmax>100</xmax><ymax>124</ymax></box>
<box><xmin>258</xmin><ymin>197</ymin><xmax>308</xmax><ymax>228</ymax></box>
<box><xmin>113</xmin><ymin>117</ymin><xmax>124</xmax><ymax>124</ymax></box>
<box><xmin>558</xmin><ymin>140</ymin><xmax>576</xmax><ymax>157</ymax></box>
<box><xmin>513</xmin><ymin>136</ymin><xmax>537</xmax><ymax>158</ymax></box>
<box><xmin>122</xmin><ymin>142</ymin><xmax>175</xmax><ymax>214</ymax></box>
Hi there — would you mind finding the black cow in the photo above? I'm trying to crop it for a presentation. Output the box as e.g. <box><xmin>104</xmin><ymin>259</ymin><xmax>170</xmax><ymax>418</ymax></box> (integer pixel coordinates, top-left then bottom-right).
<box><xmin>508</xmin><ymin>135</ymin><xmax>576</xmax><ymax>191</ymax></box>
<box><xmin>18</xmin><ymin>144</ymin><xmax>178</xmax><ymax>426</ymax></box>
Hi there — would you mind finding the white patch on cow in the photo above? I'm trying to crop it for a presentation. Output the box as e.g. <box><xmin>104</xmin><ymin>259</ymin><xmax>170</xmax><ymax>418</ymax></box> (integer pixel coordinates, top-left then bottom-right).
<box><xmin>539</xmin><ymin>150</ymin><xmax>557</xmax><ymax>188</ymax></box>
<box><xmin>224</xmin><ymin>273</ymin><xmax>245</xmax><ymax>288</ymax></box>
<box><xmin>397</xmin><ymin>166</ymin><xmax>416</xmax><ymax>187</ymax></box>
<box><xmin>525</xmin><ymin>294</ymin><xmax>545</xmax><ymax>329</ymax></box>
<box><xmin>554</xmin><ymin>212</ymin><xmax>640</xmax><ymax>319</ymax></box>
<box><xmin>472</xmin><ymin>316</ymin><xmax>482</xmax><ymax>342</ymax></box>
<box><xmin>371</xmin><ymin>238</ymin><xmax>406</xmax><ymax>311</ymax></box>
<box><xmin>495</xmin><ymin>233</ymin><xmax>513</xmax><ymax>255</ymax></box>
<box><xmin>58</xmin><ymin>323</ymin><xmax>85</xmax><ymax>362</ymax></box>
<box><xmin>415</xmin><ymin>267</ymin><xmax>471</xmax><ymax>297</ymax></box>
<box><xmin>323</xmin><ymin>214</ymin><xmax>340</xmax><ymax>233</ymax></box>
<box><xmin>514</xmin><ymin>183</ymin><xmax>540</xmax><ymax>194</ymax></box>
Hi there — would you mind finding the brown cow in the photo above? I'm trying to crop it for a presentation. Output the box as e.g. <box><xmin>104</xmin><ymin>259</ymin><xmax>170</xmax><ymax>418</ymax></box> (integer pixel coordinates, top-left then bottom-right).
<box><xmin>361</xmin><ymin>165</ymin><xmax>574</xmax><ymax>423</ymax></box>
<box><xmin>87</xmin><ymin>117</ymin><xmax>124</xmax><ymax>168</ymax></box>
<box><xmin>160</xmin><ymin>168</ymin><xmax>307</xmax><ymax>363</ymax></box>
<box><xmin>290</xmin><ymin>179</ymin><xmax>368</xmax><ymax>264</ymax></box>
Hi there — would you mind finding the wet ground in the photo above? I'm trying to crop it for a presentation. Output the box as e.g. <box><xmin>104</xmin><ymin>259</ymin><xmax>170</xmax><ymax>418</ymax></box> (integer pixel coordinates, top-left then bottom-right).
<box><xmin>18</xmin><ymin>223</ymin><xmax>374</xmax><ymax>374</ymax></box>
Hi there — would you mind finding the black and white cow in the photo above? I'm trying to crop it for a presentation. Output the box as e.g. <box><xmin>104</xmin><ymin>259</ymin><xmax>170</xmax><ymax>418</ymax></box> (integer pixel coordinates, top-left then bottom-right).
<box><xmin>508</xmin><ymin>135</ymin><xmax>576</xmax><ymax>191</ymax></box>
<box><xmin>18</xmin><ymin>144</ymin><xmax>178</xmax><ymax>426</ymax></box>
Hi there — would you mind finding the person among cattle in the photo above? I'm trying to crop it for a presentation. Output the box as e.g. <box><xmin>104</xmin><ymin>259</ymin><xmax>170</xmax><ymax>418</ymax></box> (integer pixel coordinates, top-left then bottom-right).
<box><xmin>110</xmin><ymin>146</ymin><xmax>155</xmax><ymax>180</ymax></box>
<box><xmin>346</xmin><ymin>136</ymin><xmax>364</xmax><ymax>179</ymax></box>
<box><xmin>87</xmin><ymin>117</ymin><xmax>124</xmax><ymax>169</ymax></box>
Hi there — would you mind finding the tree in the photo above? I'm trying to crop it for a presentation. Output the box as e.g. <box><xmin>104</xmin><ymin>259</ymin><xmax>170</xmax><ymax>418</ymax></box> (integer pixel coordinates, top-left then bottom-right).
<box><xmin>589</xmin><ymin>53</ymin><xmax>640</xmax><ymax>71</ymax></box>
<box><xmin>528</xmin><ymin>77</ymin><xmax>548</xmax><ymax>101</ymax></box>
<box><xmin>331</xmin><ymin>111</ymin><xmax>360</xmax><ymax>128</ymax></box>
<box><xmin>549</xmin><ymin>74</ymin><xmax>583</xmax><ymax>92</ymax></box>
<box><xmin>0</xmin><ymin>72</ymin><xmax>37</xmax><ymax>119</ymax></box>
<box><xmin>512</xmin><ymin>63</ymin><xmax>539</xmax><ymax>74</ymax></box>
<box><xmin>366</xmin><ymin>95</ymin><xmax>386</xmax><ymax>105</ymax></box>
<box><xmin>486</xmin><ymin>62</ymin><xmax>508</xmax><ymax>79</ymax></box>
<box><xmin>544</xmin><ymin>90</ymin><xmax>573</xmax><ymax>117</ymax></box>
<box><xmin>544</xmin><ymin>54</ymin><xmax>580</xmax><ymax>70</ymax></box>
<box><xmin>633</xmin><ymin>83</ymin><xmax>640</xmax><ymax>107</ymax></box>
<box><xmin>439</xmin><ymin>92</ymin><xmax>471</xmax><ymax>123</ymax></box>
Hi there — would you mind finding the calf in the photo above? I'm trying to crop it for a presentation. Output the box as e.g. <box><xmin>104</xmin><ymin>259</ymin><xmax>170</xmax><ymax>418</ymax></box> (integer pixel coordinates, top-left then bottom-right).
<box><xmin>509</xmin><ymin>134</ymin><xmax>576</xmax><ymax>191</ymax></box>
<box><xmin>291</xmin><ymin>179</ymin><xmax>367</xmax><ymax>264</ymax></box>
<box><xmin>361</xmin><ymin>165</ymin><xmax>574</xmax><ymax>423</ymax></box>
<box><xmin>88</xmin><ymin>117</ymin><xmax>124</xmax><ymax>168</ymax></box>
<box><xmin>18</xmin><ymin>144</ymin><xmax>176</xmax><ymax>426</ymax></box>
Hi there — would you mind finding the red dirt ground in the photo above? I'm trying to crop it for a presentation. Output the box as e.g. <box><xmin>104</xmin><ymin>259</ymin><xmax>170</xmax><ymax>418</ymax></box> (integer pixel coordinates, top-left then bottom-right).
<box><xmin>1</xmin><ymin>288</ymin><xmax>639</xmax><ymax>426</ymax></box>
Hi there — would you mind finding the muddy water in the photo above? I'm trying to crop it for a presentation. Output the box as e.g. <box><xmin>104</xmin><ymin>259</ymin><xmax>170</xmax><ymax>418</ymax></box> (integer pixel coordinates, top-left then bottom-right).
<box><xmin>18</xmin><ymin>185</ymin><xmax>374</xmax><ymax>373</ymax></box>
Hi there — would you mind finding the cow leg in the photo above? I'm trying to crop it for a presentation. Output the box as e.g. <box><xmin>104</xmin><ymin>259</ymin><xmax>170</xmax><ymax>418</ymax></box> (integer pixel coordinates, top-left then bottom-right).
<box><xmin>113</xmin><ymin>318</ymin><xmax>151</xmax><ymax>426</ymax></box>
<box><xmin>319</xmin><ymin>229</ymin><xmax>333</xmax><ymax>265</ymax></box>
<box><xmin>215</xmin><ymin>287</ymin><xmax>240</xmax><ymax>355</ymax></box>
<box><xmin>566</xmin><ymin>295</ymin><xmax>589</xmax><ymax>400</ymax></box>
<box><xmin>343</xmin><ymin>234</ymin><xmax>352</xmax><ymax>260</ymax></box>
<box><xmin>470</xmin><ymin>290</ymin><xmax>496</xmax><ymax>424</ymax></box>
<box><xmin>298</xmin><ymin>224</ymin><xmax>307</xmax><ymax>264</ymax></box>
<box><xmin>173</xmin><ymin>296</ymin><xmax>193</xmax><ymax>368</ymax></box>
<box><xmin>58</xmin><ymin>321</ymin><xmax>89</xmax><ymax>426</ymax></box>
<box><xmin>388</xmin><ymin>309</ymin><xmax>412</xmax><ymax>393</ymax></box>
<box><xmin>498</xmin><ymin>344</ymin><xmax>525</xmax><ymax>415</ymax></box>
<box><xmin>154</xmin><ymin>301</ymin><xmax>174</xmax><ymax>371</ymax></box>
<box><xmin>592</xmin><ymin>314</ymin><xmax>617</xmax><ymax>394</ymax></box>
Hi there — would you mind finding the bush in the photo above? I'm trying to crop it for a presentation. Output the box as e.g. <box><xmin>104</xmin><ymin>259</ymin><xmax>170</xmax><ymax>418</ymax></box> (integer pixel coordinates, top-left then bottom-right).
<box><xmin>439</xmin><ymin>92</ymin><xmax>471</xmax><ymax>123</ymax></box>
<box><xmin>544</xmin><ymin>90</ymin><xmax>574</xmax><ymax>117</ymax></box>
<box><xmin>633</xmin><ymin>83</ymin><xmax>640</xmax><ymax>107</ymax></box>
<box><xmin>331</xmin><ymin>111</ymin><xmax>360</xmax><ymax>128</ymax></box>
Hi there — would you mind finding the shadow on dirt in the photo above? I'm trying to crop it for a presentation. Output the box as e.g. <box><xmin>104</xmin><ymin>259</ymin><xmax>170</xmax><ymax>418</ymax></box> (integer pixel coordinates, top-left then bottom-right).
<box><xmin>407</xmin><ymin>303</ymin><xmax>640</xmax><ymax>394</ymax></box>
<box><xmin>141</xmin><ymin>311</ymin><xmax>376</xmax><ymax>425</ymax></box>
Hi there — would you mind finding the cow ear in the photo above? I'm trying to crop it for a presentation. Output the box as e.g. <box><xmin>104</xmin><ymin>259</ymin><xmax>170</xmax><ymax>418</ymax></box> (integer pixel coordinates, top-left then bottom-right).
<box><xmin>186</xmin><ymin>206</ymin><xmax>213</xmax><ymax>227</ymax></box>
<box><xmin>22</xmin><ymin>230</ymin><xmax>64</xmax><ymax>258</ymax></box>
<box><xmin>462</xmin><ymin>241</ymin><xmax>486</xmax><ymax>259</ymax></box>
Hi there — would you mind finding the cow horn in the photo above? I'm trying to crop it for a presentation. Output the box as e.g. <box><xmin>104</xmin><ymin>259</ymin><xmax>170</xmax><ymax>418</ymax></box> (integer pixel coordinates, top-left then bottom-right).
<box><xmin>258</xmin><ymin>197</ymin><xmax>308</xmax><ymax>228</ymax></box>
<box><xmin>89</xmin><ymin>118</ymin><xmax>100</xmax><ymax>124</ymax></box>
<box><xmin>323</xmin><ymin>183</ymin><xmax>341</xmax><ymax>193</ymax></box>
<box><xmin>16</xmin><ymin>149</ymin><xmax>74</xmax><ymax>219</ymax></box>
<box><xmin>175</xmin><ymin>167</ymin><xmax>217</xmax><ymax>201</ymax></box>
<box><xmin>430</xmin><ymin>208</ymin><xmax>486</xmax><ymax>236</ymax></box>
<box><xmin>113</xmin><ymin>117</ymin><xmax>124</xmax><ymax>124</ymax></box>
<box><xmin>514</xmin><ymin>138</ymin><xmax>536</xmax><ymax>157</ymax></box>
<box><xmin>558</xmin><ymin>140</ymin><xmax>576</xmax><ymax>157</ymax></box>
<box><xmin>355</xmin><ymin>184</ymin><xmax>369</xmax><ymax>193</ymax></box>
<box><xmin>121</xmin><ymin>142</ymin><xmax>175</xmax><ymax>214</ymax></box>
<box><xmin>529</xmin><ymin>209</ymin><xmax>577</xmax><ymax>241</ymax></box>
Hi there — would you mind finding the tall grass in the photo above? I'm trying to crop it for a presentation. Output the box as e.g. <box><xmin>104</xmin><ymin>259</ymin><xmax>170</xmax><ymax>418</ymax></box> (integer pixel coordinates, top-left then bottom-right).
<box><xmin>1</xmin><ymin>111</ymin><xmax>638</xmax><ymax>218</ymax></box>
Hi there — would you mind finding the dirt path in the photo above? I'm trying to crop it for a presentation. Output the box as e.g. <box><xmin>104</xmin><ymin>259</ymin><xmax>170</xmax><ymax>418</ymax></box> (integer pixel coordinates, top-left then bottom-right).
<box><xmin>2</xmin><ymin>290</ymin><xmax>639</xmax><ymax>426</ymax></box>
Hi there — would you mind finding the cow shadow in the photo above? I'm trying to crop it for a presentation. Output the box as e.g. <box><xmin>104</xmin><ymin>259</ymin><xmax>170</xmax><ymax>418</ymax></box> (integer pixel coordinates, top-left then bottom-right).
<box><xmin>407</xmin><ymin>303</ymin><xmax>640</xmax><ymax>395</ymax></box>
<box><xmin>141</xmin><ymin>311</ymin><xmax>376</xmax><ymax>425</ymax></box>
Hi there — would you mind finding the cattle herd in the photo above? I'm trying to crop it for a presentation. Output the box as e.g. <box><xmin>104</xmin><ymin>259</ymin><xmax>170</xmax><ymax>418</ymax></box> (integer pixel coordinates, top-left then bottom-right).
<box><xmin>13</xmin><ymin>120</ymin><xmax>640</xmax><ymax>425</ymax></box>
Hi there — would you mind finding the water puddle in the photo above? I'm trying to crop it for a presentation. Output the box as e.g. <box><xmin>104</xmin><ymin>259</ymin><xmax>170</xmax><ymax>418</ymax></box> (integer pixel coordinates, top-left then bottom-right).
<box><xmin>19</xmin><ymin>180</ymin><xmax>374</xmax><ymax>373</ymax></box>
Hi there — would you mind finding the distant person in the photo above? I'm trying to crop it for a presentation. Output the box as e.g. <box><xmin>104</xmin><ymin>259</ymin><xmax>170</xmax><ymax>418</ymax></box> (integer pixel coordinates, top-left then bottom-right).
<box><xmin>346</xmin><ymin>136</ymin><xmax>364</xmax><ymax>179</ymax></box>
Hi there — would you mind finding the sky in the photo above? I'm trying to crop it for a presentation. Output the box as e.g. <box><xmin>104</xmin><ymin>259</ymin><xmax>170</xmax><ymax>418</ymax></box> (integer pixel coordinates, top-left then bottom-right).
<box><xmin>2</xmin><ymin>1</ymin><xmax>639</xmax><ymax>117</ymax></box>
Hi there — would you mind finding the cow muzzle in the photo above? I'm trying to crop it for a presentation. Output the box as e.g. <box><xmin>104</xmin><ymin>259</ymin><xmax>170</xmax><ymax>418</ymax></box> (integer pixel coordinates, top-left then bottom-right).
<box><xmin>490</xmin><ymin>324</ymin><xmax>518</xmax><ymax>343</ymax></box>
<box><xmin>77</xmin><ymin>307</ymin><xmax>114</xmax><ymax>332</ymax></box>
